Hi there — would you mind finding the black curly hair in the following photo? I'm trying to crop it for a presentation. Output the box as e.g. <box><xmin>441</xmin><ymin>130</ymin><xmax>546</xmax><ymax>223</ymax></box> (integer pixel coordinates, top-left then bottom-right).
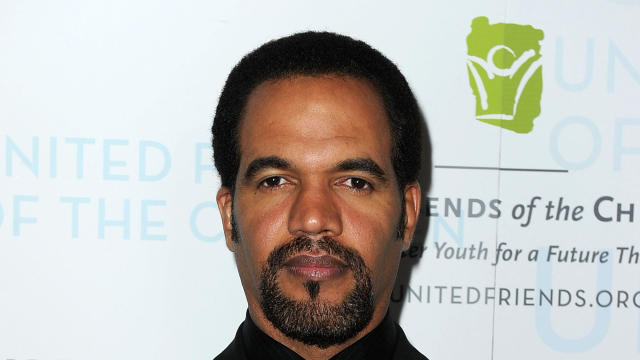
<box><xmin>212</xmin><ymin>31</ymin><xmax>425</xmax><ymax>192</ymax></box>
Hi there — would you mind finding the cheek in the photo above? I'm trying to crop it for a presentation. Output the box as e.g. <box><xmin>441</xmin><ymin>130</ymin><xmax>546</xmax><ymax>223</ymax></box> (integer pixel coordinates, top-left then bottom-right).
<box><xmin>340</xmin><ymin>200</ymin><xmax>403</xmax><ymax>292</ymax></box>
<box><xmin>341</xmin><ymin>189</ymin><xmax>401</xmax><ymax>241</ymax></box>
<box><xmin>235</xmin><ymin>199</ymin><xmax>290</xmax><ymax>282</ymax></box>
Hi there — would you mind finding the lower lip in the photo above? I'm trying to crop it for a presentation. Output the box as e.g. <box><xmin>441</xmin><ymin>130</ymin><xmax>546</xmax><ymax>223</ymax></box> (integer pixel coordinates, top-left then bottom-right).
<box><xmin>284</xmin><ymin>264</ymin><xmax>347</xmax><ymax>281</ymax></box>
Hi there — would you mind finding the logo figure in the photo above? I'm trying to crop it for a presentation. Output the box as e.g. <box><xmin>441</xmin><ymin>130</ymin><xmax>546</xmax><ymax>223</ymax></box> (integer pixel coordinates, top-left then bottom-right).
<box><xmin>466</xmin><ymin>16</ymin><xmax>544</xmax><ymax>133</ymax></box>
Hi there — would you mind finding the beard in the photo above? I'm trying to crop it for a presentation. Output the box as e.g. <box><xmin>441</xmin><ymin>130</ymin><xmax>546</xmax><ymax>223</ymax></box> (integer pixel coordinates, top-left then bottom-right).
<box><xmin>260</xmin><ymin>236</ymin><xmax>374</xmax><ymax>348</ymax></box>
<box><xmin>233</xmin><ymin>224</ymin><xmax>374</xmax><ymax>348</ymax></box>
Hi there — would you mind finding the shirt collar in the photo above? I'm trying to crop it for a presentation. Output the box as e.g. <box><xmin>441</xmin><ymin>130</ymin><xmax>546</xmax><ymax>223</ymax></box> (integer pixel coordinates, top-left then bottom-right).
<box><xmin>241</xmin><ymin>310</ymin><xmax>398</xmax><ymax>360</ymax></box>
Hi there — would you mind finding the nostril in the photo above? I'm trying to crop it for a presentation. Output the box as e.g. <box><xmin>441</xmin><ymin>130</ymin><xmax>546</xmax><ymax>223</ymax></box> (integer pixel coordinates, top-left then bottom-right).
<box><xmin>287</xmin><ymin>189</ymin><xmax>342</xmax><ymax>236</ymax></box>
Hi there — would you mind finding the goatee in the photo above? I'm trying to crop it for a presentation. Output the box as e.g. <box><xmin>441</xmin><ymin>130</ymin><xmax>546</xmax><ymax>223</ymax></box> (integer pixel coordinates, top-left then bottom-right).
<box><xmin>258</xmin><ymin>236</ymin><xmax>374</xmax><ymax>349</ymax></box>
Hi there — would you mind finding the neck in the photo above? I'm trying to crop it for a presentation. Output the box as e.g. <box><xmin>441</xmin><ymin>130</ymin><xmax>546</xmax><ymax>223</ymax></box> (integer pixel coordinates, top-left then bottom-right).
<box><xmin>247</xmin><ymin>299</ymin><xmax>390</xmax><ymax>360</ymax></box>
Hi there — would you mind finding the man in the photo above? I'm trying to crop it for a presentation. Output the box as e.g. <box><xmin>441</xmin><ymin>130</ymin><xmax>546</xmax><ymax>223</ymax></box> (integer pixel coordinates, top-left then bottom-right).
<box><xmin>212</xmin><ymin>31</ymin><xmax>429</xmax><ymax>360</ymax></box>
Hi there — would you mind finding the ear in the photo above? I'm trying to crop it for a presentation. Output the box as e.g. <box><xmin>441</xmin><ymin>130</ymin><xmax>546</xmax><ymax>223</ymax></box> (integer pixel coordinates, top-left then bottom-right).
<box><xmin>401</xmin><ymin>181</ymin><xmax>421</xmax><ymax>251</ymax></box>
<box><xmin>216</xmin><ymin>187</ymin><xmax>236</xmax><ymax>252</ymax></box>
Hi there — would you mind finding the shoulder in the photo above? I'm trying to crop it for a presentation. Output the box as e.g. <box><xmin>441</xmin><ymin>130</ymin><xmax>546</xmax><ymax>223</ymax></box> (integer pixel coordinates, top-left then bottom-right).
<box><xmin>213</xmin><ymin>322</ymin><xmax>246</xmax><ymax>360</ymax></box>
<box><xmin>392</xmin><ymin>323</ymin><xmax>429</xmax><ymax>360</ymax></box>
<box><xmin>214</xmin><ymin>342</ymin><xmax>240</xmax><ymax>360</ymax></box>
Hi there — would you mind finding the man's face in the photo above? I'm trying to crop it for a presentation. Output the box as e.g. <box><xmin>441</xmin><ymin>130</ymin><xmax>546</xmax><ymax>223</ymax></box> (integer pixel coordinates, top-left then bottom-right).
<box><xmin>216</xmin><ymin>75</ymin><xmax>420</xmax><ymax>347</ymax></box>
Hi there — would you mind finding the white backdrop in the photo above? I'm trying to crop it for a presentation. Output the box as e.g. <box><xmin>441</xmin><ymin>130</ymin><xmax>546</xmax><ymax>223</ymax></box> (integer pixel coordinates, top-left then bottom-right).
<box><xmin>1</xmin><ymin>1</ymin><xmax>639</xmax><ymax>359</ymax></box>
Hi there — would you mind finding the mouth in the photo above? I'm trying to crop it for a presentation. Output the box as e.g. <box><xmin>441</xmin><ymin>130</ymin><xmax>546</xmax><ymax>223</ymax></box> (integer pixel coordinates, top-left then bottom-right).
<box><xmin>283</xmin><ymin>254</ymin><xmax>348</xmax><ymax>281</ymax></box>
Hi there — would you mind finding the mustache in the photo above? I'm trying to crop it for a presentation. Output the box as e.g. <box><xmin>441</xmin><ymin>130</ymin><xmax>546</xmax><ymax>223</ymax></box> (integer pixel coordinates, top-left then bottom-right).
<box><xmin>266</xmin><ymin>236</ymin><xmax>366</xmax><ymax>272</ymax></box>
<box><xmin>259</xmin><ymin>235</ymin><xmax>375</xmax><ymax>348</ymax></box>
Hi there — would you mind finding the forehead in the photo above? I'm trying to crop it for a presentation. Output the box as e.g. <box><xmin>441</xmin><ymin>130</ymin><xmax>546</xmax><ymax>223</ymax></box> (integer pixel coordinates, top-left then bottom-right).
<box><xmin>238</xmin><ymin>75</ymin><xmax>393</xmax><ymax>170</ymax></box>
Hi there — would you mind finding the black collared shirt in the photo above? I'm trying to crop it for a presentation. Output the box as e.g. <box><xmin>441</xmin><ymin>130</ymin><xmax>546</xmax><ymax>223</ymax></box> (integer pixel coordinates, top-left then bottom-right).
<box><xmin>214</xmin><ymin>311</ymin><xmax>428</xmax><ymax>360</ymax></box>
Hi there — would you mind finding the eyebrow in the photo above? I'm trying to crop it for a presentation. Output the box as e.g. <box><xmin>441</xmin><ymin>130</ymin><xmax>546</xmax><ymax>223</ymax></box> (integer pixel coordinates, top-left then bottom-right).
<box><xmin>243</xmin><ymin>156</ymin><xmax>292</xmax><ymax>181</ymax></box>
<box><xmin>335</xmin><ymin>158</ymin><xmax>388</xmax><ymax>183</ymax></box>
<box><xmin>242</xmin><ymin>156</ymin><xmax>388</xmax><ymax>184</ymax></box>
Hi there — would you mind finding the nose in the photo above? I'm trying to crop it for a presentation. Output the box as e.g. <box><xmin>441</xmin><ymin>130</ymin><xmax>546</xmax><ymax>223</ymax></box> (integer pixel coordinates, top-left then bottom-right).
<box><xmin>287</xmin><ymin>182</ymin><xmax>342</xmax><ymax>237</ymax></box>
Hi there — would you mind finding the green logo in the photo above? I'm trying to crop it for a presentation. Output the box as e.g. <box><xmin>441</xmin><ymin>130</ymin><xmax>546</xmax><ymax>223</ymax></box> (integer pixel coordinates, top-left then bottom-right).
<box><xmin>466</xmin><ymin>16</ymin><xmax>544</xmax><ymax>133</ymax></box>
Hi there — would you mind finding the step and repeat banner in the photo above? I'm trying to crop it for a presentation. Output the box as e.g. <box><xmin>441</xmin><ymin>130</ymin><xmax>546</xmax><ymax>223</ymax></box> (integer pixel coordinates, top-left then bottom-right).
<box><xmin>1</xmin><ymin>1</ymin><xmax>638</xmax><ymax>359</ymax></box>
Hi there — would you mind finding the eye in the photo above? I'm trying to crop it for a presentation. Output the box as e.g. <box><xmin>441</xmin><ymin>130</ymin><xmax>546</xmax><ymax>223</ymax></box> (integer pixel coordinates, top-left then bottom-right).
<box><xmin>343</xmin><ymin>177</ymin><xmax>373</xmax><ymax>192</ymax></box>
<box><xmin>258</xmin><ymin>176</ymin><xmax>287</xmax><ymax>188</ymax></box>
